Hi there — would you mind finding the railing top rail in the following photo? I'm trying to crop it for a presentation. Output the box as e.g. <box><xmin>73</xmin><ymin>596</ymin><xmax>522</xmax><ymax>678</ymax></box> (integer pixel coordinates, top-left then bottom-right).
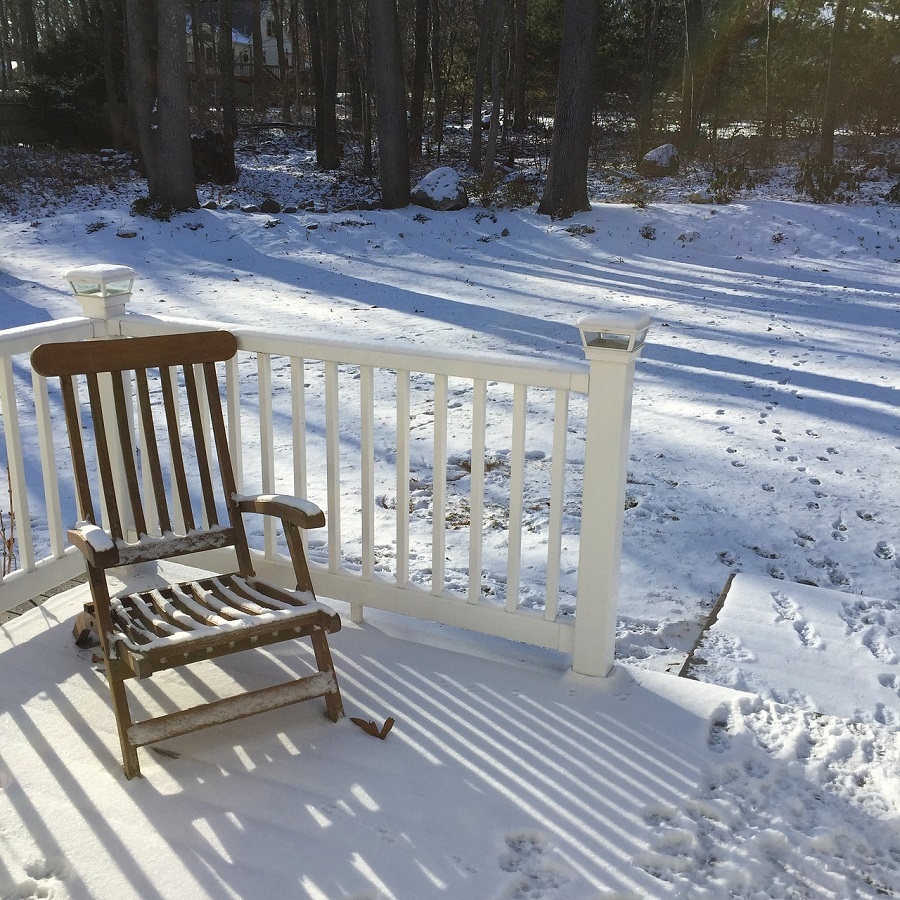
<box><xmin>0</xmin><ymin>318</ymin><xmax>98</xmax><ymax>357</ymax></box>
<box><xmin>114</xmin><ymin>313</ymin><xmax>591</xmax><ymax>392</ymax></box>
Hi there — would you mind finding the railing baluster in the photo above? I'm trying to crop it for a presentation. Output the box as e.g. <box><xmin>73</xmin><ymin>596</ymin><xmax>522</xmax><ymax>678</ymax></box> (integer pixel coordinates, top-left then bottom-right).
<box><xmin>226</xmin><ymin>354</ymin><xmax>243</xmax><ymax>494</ymax></box>
<box><xmin>257</xmin><ymin>353</ymin><xmax>276</xmax><ymax>558</ymax></box>
<box><xmin>545</xmin><ymin>389</ymin><xmax>569</xmax><ymax>621</ymax></box>
<box><xmin>324</xmin><ymin>361</ymin><xmax>341</xmax><ymax>574</ymax></box>
<box><xmin>468</xmin><ymin>379</ymin><xmax>487</xmax><ymax>603</ymax></box>
<box><xmin>506</xmin><ymin>383</ymin><xmax>527</xmax><ymax>612</ymax></box>
<box><xmin>290</xmin><ymin>357</ymin><xmax>307</xmax><ymax>504</ymax></box>
<box><xmin>360</xmin><ymin>365</ymin><xmax>375</xmax><ymax>581</ymax></box>
<box><xmin>32</xmin><ymin>370</ymin><xmax>66</xmax><ymax>558</ymax></box>
<box><xmin>432</xmin><ymin>373</ymin><xmax>448</xmax><ymax>596</ymax></box>
<box><xmin>0</xmin><ymin>356</ymin><xmax>35</xmax><ymax>573</ymax></box>
<box><xmin>395</xmin><ymin>370</ymin><xmax>410</xmax><ymax>588</ymax></box>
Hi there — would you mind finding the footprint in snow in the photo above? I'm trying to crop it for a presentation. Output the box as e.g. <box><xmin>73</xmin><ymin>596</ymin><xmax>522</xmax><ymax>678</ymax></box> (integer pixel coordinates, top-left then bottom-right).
<box><xmin>717</xmin><ymin>549</ymin><xmax>738</xmax><ymax>567</ymax></box>
<box><xmin>863</xmin><ymin>632</ymin><xmax>899</xmax><ymax>664</ymax></box>
<box><xmin>771</xmin><ymin>591</ymin><xmax>824</xmax><ymax>649</ymax></box>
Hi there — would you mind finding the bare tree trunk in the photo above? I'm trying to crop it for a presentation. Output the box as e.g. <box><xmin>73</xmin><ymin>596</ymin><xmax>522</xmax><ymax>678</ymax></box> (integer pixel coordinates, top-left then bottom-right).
<box><xmin>430</xmin><ymin>0</ymin><xmax>444</xmax><ymax>151</ymax></box>
<box><xmin>368</xmin><ymin>0</ymin><xmax>409</xmax><ymax>208</ymax></box>
<box><xmin>125</xmin><ymin>0</ymin><xmax>162</xmax><ymax>189</ymax></box>
<box><xmin>321</xmin><ymin>0</ymin><xmax>339</xmax><ymax>165</ymax></box>
<box><xmin>218</xmin><ymin>0</ymin><xmax>238</xmax><ymax>181</ymax></box>
<box><xmin>468</xmin><ymin>0</ymin><xmax>494</xmax><ymax>172</ymax></box>
<box><xmin>0</xmin><ymin>0</ymin><xmax>11</xmax><ymax>93</ymax></box>
<box><xmin>155</xmin><ymin>0</ymin><xmax>198</xmax><ymax>208</ymax></box>
<box><xmin>482</xmin><ymin>0</ymin><xmax>505</xmax><ymax>182</ymax></box>
<box><xmin>252</xmin><ymin>0</ymin><xmax>265</xmax><ymax>111</ymax></box>
<box><xmin>289</xmin><ymin>0</ymin><xmax>301</xmax><ymax>117</ymax></box>
<box><xmin>408</xmin><ymin>0</ymin><xmax>429</xmax><ymax>159</ymax></box>
<box><xmin>679</xmin><ymin>0</ymin><xmax>703</xmax><ymax>150</ymax></box>
<box><xmin>304</xmin><ymin>0</ymin><xmax>325</xmax><ymax>133</ymax></box>
<box><xmin>16</xmin><ymin>0</ymin><xmax>37</xmax><ymax>74</ymax></box>
<box><xmin>305</xmin><ymin>0</ymin><xmax>340</xmax><ymax>168</ymax></box>
<box><xmin>99</xmin><ymin>0</ymin><xmax>126</xmax><ymax>147</ymax></box>
<box><xmin>762</xmin><ymin>0</ymin><xmax>773</xmax><ymax>152</ymax></box>
<box><xmin>537</xmin><ymin>0</ymin><xmax>598</xmax><ymax>218</ymax></box>
<box><xmin>510</xmin><ymin>0</ymin><xmax>526</xmax><ymax>133</ymax></box>
<box><xmin>819</xmin><ymin>0</ymin><xmax>848</xmax><ymax>165</ymax></box>
<box><xmin>271</xmin><ymin>0</ymin><xmax>290</xmax><ymax>120</ymax></box>
<box><xmin>190</xmin><ymin>0</ymin><xmax>208</xmax><ymax>108</ymax></box>
<box><xmin>636</xmin><ymin>0</ymin><xmax>658</xmax><ymax>159</ymax></box>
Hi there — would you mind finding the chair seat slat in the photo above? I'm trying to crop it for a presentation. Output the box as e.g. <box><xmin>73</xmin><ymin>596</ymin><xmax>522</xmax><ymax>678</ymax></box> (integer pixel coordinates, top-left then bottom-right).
<box><xmin>108</xmin><ymin>575</ymin><xmax>339</xmax><ymax>663</ymax></box>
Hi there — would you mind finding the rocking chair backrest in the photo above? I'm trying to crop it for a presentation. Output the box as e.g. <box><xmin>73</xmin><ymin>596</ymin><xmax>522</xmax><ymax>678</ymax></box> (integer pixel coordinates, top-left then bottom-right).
<box><xmin>31</xmin><ymin>331</ymin><xmax>253</xmax><ymax>573</ymax></box>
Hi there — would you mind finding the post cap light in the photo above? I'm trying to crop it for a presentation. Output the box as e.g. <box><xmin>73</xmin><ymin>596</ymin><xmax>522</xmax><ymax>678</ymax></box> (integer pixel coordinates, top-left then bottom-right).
<box><xmin>65</xmin><ymin>264</ymin><xmax>136</xmax><ymax>298</ymax></box>
<box><xmin>578</xmin><ymin>310</ymin><xmax>651</xmax><ymax>354</ymax></box>
<box><xmin>64</xmin><ymin>264</ymin><xmax>135</xmax><ymax>320</ymax></box>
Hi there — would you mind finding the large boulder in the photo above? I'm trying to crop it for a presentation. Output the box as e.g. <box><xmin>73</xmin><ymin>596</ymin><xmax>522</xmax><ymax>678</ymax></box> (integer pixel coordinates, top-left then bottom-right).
<box><xmin>638</xmin><ymin>143</ymin><xmax>679</xmax><ymax>178</ymax></box>
<box><xmin>411</xmin><ymin>167</ymin><xmax>469</xmax><ymax>211</ymax></box>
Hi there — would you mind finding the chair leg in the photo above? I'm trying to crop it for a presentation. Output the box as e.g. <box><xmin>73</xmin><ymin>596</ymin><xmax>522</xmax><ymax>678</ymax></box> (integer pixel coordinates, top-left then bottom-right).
<box><xmin>310</xmin><ymin>629</ymin><xmax>344</xmax><ymax>722</ymax></box>
<box><xmin>106</xmin><ymin>659</ymin><xmax>141</xmax><ymax>779</ymax></box>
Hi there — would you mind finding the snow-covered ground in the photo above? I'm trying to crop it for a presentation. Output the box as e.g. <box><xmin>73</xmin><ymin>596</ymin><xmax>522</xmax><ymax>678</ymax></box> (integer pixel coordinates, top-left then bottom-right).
<box><xmin>1</xmin><ymin>142</ymin><xmax>899</xmax><ymax>896</ymax></box>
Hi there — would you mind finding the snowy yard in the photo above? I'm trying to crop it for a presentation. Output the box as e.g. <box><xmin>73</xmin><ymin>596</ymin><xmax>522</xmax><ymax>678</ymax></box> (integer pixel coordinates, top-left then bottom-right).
<box><xmin>1</xmin><ymin>146</ymin><xmax>899</xmax><ymax>896</ymax></box>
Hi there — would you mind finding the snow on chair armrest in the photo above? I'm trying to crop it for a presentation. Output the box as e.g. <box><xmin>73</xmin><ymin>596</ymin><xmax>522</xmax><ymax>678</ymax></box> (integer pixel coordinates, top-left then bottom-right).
<box><xmin>68</xmin><ymin>521</ymin><xmax>121</xmax><ymax>567</ymax></box>
<box><xmin>234</xmin><ymin>493</ymin><xmax>326</xmax><ymax>529</ymax></box>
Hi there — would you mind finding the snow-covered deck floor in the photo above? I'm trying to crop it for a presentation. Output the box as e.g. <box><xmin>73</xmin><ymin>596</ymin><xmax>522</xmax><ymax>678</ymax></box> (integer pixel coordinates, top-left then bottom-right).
<box><xmin>3</xmin><ymin>566</ymin><xmax>900</xmax><ymax>898</ymax></box>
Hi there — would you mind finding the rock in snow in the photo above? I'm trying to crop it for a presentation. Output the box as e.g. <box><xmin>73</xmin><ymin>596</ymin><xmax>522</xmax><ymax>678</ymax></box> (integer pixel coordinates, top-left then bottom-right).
<box><xmin>638</xmin><ymin>143</ymin><xmax>680</xmax><ymax>178</ymax></box>
<box><xmin>411</xmin><ymin>167</ymin><xmax>469</xmax><ymax>211</ymax></box>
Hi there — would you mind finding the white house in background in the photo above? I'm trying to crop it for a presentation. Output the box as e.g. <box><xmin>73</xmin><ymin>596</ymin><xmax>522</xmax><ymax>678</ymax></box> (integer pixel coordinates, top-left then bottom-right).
<box><xmin>186</xmin><ymin>1</ymin><xmax>295</xmax><ymax>76</ymax></box>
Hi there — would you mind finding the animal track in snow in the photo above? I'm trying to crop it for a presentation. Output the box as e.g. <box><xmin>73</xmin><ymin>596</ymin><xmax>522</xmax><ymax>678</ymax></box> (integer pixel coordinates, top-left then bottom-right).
<box><xmin>499</xmin><ymin>832</ymin><xmax>572</xmax><ymax>898</ymax></box>
<box><xmin>875</xmin><ymin>541</ymin><xmax>895</xmax><ymax>560</ymax></box>
<box><xmin>749</xmin><ymin>545</ymin><xmax>780</xmax><ymax>559</ymax></box>
<box><xmin>831</xmin><ymin>516</ymin><xmax>849</xmax><ymax>542</ymax></box>
<box><xmin>7</xmin><ymin>857</ymin><xmax>72</xmax><ymax>900</ymax></box>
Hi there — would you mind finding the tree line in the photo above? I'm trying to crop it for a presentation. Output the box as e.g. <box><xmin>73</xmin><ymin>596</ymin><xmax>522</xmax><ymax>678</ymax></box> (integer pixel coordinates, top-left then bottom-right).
<box><xmin>1</xmin><ymin>0</ymin><xmax>897</xmax><ymax>217</ymax></box>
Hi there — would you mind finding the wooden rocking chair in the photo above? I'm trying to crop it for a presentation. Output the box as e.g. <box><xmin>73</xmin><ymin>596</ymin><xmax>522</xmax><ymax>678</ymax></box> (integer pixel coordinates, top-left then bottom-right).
<box><xmin>31</xmin><ymin>331</ymin><xmax>343</xmax><ymax>779</ymax></box>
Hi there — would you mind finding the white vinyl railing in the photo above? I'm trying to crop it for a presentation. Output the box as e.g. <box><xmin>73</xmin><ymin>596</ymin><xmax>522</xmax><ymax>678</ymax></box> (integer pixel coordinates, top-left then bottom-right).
<box><xmin>0</xmin><ymin>275</ymin><xmax>648</xmax><ymax>676</ymax></box>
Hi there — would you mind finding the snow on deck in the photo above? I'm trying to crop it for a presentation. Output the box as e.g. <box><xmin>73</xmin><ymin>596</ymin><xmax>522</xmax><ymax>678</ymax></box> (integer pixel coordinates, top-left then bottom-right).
<box><xmin>684</xmin><ymin>572</ymin><xmax>900</xmax><ymax>725</ymax></box>
<box><xmin>1</xmin><ymin>567</ymin><xmax>900</xmax><ymax>898</ymax></box>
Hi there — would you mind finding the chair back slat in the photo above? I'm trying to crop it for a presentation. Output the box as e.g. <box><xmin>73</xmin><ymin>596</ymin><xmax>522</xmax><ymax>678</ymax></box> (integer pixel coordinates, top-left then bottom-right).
<box><xmin>203</xmin><ymin>361</ymin><xmax>253</xmax><ymax>574</ymax></box>
<box><xmin>60</xmin><ymin>374</ymin><xmax>96</xmax><ymax>526</ymax></box>
<box><xmin>159</xmin><ymin>365</ymin><xmax>196</xmax><ymax>533</ymax></box>
<box><xmin>183</xmin><ymin>363</ymin><xmax>219</xmax><ymax>528</ymax></box>
<box><xmin>86</xmin><ymin>372</ymin><xmax>124</xmax><ymax>541</ymax></box>
<box><xmin>111</xmin><ymin>371</ymin><xmax>148</xmax><ymax>536</ymax></box>
<box><xmin>135</xmin><ymin>368</ymin><xmax>172</xmax><ymax>534</ymax></box>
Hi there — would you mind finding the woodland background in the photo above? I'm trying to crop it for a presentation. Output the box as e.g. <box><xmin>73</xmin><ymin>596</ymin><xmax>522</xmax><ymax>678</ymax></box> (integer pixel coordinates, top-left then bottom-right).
<box><xmin>0</xmin><ymin>0</ymin><xmax>898</xmax><ymax>218</ymax></box>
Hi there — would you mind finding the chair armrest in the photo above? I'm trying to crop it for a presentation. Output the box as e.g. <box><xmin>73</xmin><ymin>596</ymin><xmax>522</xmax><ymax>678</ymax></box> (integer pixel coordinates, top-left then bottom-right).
<box><xmin>235</xmin><ymin>494</ymin><xmax>326</xmax><ymax>529</ymax></box>
<box><xmin>68</xmin><ymin>522</ymin><xmax>121</xmax><ymax>568</ymax></box>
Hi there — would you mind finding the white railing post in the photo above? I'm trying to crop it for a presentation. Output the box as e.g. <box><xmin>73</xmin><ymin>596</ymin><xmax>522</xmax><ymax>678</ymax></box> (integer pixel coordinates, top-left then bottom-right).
<box><xmin>573</xmin><ymin>310</ymin><xmax>651</xmax><ymax>677</ymax></box>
